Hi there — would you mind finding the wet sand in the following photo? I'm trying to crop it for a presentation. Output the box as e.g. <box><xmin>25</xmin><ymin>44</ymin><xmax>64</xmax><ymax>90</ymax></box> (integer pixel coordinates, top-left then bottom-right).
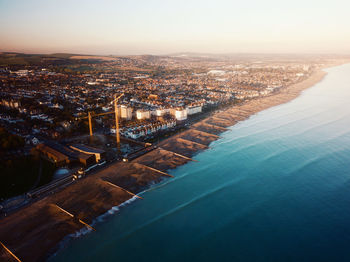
<box><xmin>0</xmin><ymin>69</ymin><xmax>328</xmax><ymax>262</ymax></box>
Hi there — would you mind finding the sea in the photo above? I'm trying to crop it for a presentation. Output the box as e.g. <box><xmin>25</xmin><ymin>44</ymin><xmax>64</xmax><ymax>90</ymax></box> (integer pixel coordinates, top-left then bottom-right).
<box><xmin>50</xmin><ymin>63</ymin><xmax>350</xmax><ymax>262</ymax></box>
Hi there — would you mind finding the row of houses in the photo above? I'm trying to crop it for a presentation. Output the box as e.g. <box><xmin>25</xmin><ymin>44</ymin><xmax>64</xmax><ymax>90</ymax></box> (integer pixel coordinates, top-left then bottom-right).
<box><xmin>0</xmin><ymin>99</ymin><xmax>21</xmax><ymax>109</ymax></box>
<box><xmin>120</xmin><ymin>120</ymin><xmax>176</xmax><ymax>139</ymax></box>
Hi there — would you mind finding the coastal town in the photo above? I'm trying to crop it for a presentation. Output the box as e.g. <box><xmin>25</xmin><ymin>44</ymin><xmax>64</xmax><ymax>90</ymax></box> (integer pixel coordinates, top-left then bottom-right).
<box><xmin>2</xmin><ymin>0</ymin><xmax>350</xmax><ymax>260</ymax></box>
<box><xmin>0</xmin><ymin>52</ymin><xmax>347</xmax><ymax>261</ymax></box>
<box><xmin>0</xmin><ymin>54</ymin><xmax>318</xmax><ymax>142</ymax></box>
<box><xmin>0</xmin><ymin>53</ymin><xmax>340</xmax><ymax>200</ymax></box>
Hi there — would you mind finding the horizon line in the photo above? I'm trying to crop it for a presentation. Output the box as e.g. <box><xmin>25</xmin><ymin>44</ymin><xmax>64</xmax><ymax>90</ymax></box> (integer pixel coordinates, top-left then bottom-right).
<box><xmin>1</xmin><ymin>50</ymin><xmax>350</xmax><ymax>57</ymax></box>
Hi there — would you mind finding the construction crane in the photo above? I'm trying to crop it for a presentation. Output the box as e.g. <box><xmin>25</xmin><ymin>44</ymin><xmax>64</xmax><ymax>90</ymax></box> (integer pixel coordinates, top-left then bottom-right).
<box><xmin>78</xmin><ymin>93</ymin><xmax>124</xmax><ymax>147</ymax></box>
<box><xmin>113</xmin><ymin>93</ymin><xmax>124</xmax><ymax>148</ymax></box>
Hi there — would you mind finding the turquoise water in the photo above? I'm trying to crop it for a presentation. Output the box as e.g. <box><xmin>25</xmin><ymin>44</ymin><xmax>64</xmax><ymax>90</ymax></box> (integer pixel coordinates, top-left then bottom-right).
<box><xmin>50</xmin><ymin>64</ymin><xmax>350</xmax><ymax>262</ymax></box>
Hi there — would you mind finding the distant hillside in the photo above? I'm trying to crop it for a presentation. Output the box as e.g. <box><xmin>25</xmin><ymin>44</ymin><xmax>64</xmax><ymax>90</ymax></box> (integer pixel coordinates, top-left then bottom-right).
<box><xmin>70</xmin><ymin>55</ymin><xmax>117</xmax><ymax>61</ymax></box>
<box><xmin>0</xmin><ymin>52</ymin><xmax>109</xmax><ymax>66</ymax></box>
<box><xmin>0</xmin><ymin>53</ymin><xmax>43</xmax><ymax>65</ymax></box>
<box><xmin>48</xmin><ymin>53</ymin><xmax>80</xmax><ymax>59</ymax></box>
<box><xmin>0</xmin><ymin>52</ymin><xmax>70</xmax><ymax>66</ymax></box>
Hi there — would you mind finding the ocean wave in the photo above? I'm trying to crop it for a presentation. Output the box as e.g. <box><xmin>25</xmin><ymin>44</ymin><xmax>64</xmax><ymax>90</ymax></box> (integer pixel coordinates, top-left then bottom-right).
<box><xmin>233</xmin><ymin>104</ymin><xmax>317</xmax><ymax>131</ymax></box>
<box><xmin>70</xmin><ymin>227</ymin><xmax>93</xmax><ymax>238</ymax></box>
<box><xmin>225</xmin><ymin>107</ymin><xmax>338</xmax><ymax>143</ymax></box>
<box><xmin>221</xmin><ymin>110</ymin><xmax>349</xmax><ymax>156</ymax></box>
<box><xmin>141</xmin><ymin>171</ymin><xmax>190</xmax><ymax>193</ymax></box>
<box><xmin>48</xmin><ymin>227</ymin><xmax>93</xmax><ymax>260</ymax></box>
<box><xmin>280</xmin><ymin>114</ymin><xmax>350</xmax><ymax>141</ymax></box>
<box><xmin>110</xmin><ymin>174</ymin><xmax>250</xmax><ymax>242</ymax></box>
<box><xmin>92</xmin><ymin>195</ymin><xmax>139</xmax><ymax>225</ymax></box>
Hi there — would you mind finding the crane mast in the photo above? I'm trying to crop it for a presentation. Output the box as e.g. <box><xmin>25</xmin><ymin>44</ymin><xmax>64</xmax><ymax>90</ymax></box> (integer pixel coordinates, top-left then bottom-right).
<box><xmin>114</xmin><ymin>93</ymin><xmax>124</xmax><ymax>148</ymax></box>
<box><xmin>78</xmin><ymin>93</ymin><xmax>124</xmax><ymax>149</ymax></box>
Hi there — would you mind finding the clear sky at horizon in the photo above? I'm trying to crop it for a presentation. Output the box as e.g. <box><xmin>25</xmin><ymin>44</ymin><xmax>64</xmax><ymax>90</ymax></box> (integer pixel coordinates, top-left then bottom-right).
<box><xmin>1</xmin><ymin>0</ymin><xmax>350</xmax><ymax>55</ymax></box>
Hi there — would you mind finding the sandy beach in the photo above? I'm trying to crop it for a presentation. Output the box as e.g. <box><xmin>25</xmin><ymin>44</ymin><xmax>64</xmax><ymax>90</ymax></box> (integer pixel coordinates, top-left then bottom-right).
<box><xmin>0</xmin><ymin>69</ymin><xmax>328</xmax><ymax>262</ymax></box>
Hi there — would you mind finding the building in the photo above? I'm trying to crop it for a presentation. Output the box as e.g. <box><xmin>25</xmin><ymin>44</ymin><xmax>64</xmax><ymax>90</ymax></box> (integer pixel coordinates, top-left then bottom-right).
<box><xmin>36</xmin><ymin>141</ymin><xmax>95</xmax><ymax>166</ymax></box>
<box><xmin>156</xmin><ymin>108</ymin><xmax>169</xmax><ymax>116</ymax></box>
<box><xmin>136</xmin><ymin>109</ymin><xmax>151</xmax><ymax>120</ymax></box>
<box><xmin>1</xmin><ymin>99</ymin><xmax>20</xmax><ymax>109</ymax></box>
<box><xmin>36</xmin><ymin>143</ymin><xmax>69</xmax><ymax>166</ymax></box>
<box><xmin>171</xmin><ymin>108</ymin><xmax>187</xmax><ymax>121</ymax></box>
<box><xmin>148</xmin><ymin>94</ymin><xmax>158</xmax><ymax>99</ymax></box>
<box><xmin>120</xmin><ymin>105</ymin><xmax>133</xmax><ymax>120</ymax></box>
<box><xmin>186</xmin><ymin>105</ymin><xmax>202</xmax><ymax>115</ymax></box>
<box><xmin>13</xmin><ymin>69</ymin><xmax>29</xmax><ymax>76</ymax></box>
<box><xmin>69</xmin><ymin>144</ymin><xmax>106</xmax><ymax>162</ymax></box>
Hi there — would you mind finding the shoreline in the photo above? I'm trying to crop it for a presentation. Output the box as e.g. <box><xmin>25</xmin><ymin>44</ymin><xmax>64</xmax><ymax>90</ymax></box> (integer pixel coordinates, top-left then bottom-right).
<box><xmin>0</xmin><ymin>67</ymin><xmax>332</xmax><ymax>262</ymax></box>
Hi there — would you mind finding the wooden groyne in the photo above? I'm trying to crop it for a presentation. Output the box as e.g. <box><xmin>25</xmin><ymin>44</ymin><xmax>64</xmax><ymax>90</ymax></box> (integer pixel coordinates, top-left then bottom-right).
<box><xmin>178</xmin><ymin>137</ymin><xmax>209</xmax><ymax>149</ymax></box>
<box><xmin>52</xmin><ymin>204</ymin><xmax>96</xmax><ymax>231</ymax></box>
<box><xmin>103</xmin><ymin>180</ymin><xmax>143</xmax><ymax>199</ymax></box>
<box><xmin>159</xmin><ymin>147</ymin><xmax>198</xmax><ymax>162</ymax></box>
<box><xmin>138</xmin><ymin>164</ymin><xmax>174</xmax><ymax>178</ymax></box>
<box><xmin>0</xmin><ymin>241</ymin><xmax>22</xmax><ymax>262</ymax></box>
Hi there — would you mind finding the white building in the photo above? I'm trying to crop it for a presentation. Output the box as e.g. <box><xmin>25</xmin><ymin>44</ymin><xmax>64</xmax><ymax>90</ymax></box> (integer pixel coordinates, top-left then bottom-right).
<box><xmin>13</xmin><ymin>70</ymin><xmax>29</xmax><ymax>76</ymax></box>
<box><xmin>1</xmin><ymin>99</ymin><xmax>20</xmax><ymax>109</ymax></box>
<box><xmin>120</xmin><ymin>105</ymin><xmax>132</xmax><ymax>120</ymax></box>
<box><xmin>171</xmin><ymin>108</ymin><xmax>187</xmax><ymax>121</ymax></box>
<box><xmin>156</xmin><ymin>108</ymin><xmax>170</xmax><ymax>116</ymax></box>
<box><xmin>186</xmin><ymin>105</ymin><xmax>202</xmax><ymax>115</ymax></box>
<box><xmin>136</xmin><ymin>110</ymin><xmax>151</xmax><ymax>120</ymax></box>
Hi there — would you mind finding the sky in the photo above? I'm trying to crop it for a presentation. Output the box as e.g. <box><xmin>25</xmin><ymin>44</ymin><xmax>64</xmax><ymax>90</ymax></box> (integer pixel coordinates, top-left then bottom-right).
<box><xmin>0</xmin><ymin>0</ymin><xmax>350</xmax><ymax>55</ymax></box>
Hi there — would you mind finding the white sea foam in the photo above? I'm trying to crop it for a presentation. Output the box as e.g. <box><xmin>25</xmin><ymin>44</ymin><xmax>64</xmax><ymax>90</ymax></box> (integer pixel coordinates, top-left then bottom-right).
<box><xmin>70</xmin><ymin>227</ymin><xmax>93</xmax><ymax>238</ymax></box>
<box><xmin>91</xmin><ymin>195</ymin><xmax>139</xmax><ymax>226</ymax></box>
<box><xmin>117</xmin><ymin>195</ymin><xmax>139</xmax><ymax>208</ymax></box>
<box><xmin>49</xmin><ymin>227</ymin><xmax>93</xmax><ymax>260</ymax></box>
